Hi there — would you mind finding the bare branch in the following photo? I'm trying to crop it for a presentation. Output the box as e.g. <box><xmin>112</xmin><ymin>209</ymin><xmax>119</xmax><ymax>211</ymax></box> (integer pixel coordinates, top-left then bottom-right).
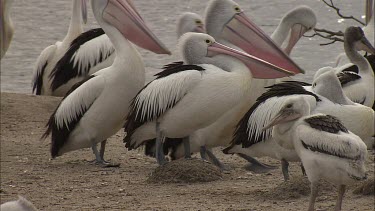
<box><xmin>321</xmin><ymin>0</ymin><xmax>365</xmax><ymax>26</ymax></box>
<box><xmin>303</xmin><ymin>28</ymin><xmax>344</xmax><ymax>46</ymax></box>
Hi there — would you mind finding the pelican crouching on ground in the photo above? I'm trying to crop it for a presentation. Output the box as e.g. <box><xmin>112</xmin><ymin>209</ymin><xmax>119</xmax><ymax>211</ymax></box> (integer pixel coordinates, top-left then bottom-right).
<box><xmin>265</xmin><ymin>96</ymin><xmax>367</xmax><ymax>211</ymax></box>
<box><xmin>42</xmin><ymin>0</ymin><xmax>170</xmax><ymax>166</ymax></box>
<box><xmin>124</xmin><ymin>32</ymin><xmax>297</xmax><ymax>166</ymax></box>
<box><xmin>0</xmin><ymin>0</ymin><xmax>14</xmax><ymax>59</ymax></box>
<box><xmin>32</xmin><ymin>0</ymin><xmax>88</xmax><ymax>95</ymax></box>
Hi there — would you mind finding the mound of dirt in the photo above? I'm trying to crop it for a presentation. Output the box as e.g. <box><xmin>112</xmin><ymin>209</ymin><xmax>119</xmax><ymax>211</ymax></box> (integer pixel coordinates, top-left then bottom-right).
<box><xmin>353</xmin><ymin>178</ymin><xmax>375</xmax><ymax>195</ymax></box>
<box><xmin>260</xmin><ymin>176</ymin><xmax>334</xmax><ymax>200</ymax></box>
<box><xmin>147</xmin><ymin>158</ymin><xmax>222</xmax><ymax>184</ymax></box>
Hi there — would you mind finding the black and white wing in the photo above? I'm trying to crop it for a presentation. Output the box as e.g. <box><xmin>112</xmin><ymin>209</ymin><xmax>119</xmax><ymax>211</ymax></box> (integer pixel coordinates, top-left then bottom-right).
<box><xmin>49</xmin><ymin>28</ymin><xmax>114</xmax><ymax>92</ymax></box>
<box><xmin>228</xmin><ymin>81</ymin><xmax>320</xmax><ymax>150</ymax></box>
<box><xmin>298</xmin><ymin>114</ymin><xmax>367</xmax><ymax>160</ymax></box>
<box><xmin>124</xmin><ymin>62</ymin><xmax>205</xmax><ymax>148</ymax></box>
<box><xmin>42</xmin><ymin>74</ymin><xmax>105</xmax><ymax>157</ymax></box>
<box><xmin>32</xmin><ymin>45</ymin><xmax>57</xmax><ymax>95</ymax></box>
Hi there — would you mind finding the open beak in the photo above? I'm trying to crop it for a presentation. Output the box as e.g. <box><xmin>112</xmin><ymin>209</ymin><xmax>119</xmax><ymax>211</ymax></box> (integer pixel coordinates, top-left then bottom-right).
<box><xmin>103</xmin><ymin>0</ymin><xmax>171</xmax><ymax>55</ymax></box>
<box><xmin>81</xmin><ymin>0</ymin><xmax>88</xmax><ymax>24</ymax></box>
<box><xmin>356</xmin><ymin>36</ymin><xmax>375</xmax><ymax>54</ymax></box>
<box><xmin>284</xmin><ymin>24</ymin><xmax>308</xmax><ymax>55</ymax></box>
<box><xmin>221</xmin><ymin>12</ymin><xmax>305</xmax><ymax>78</ymax></box>
<box><xmin>262</xmin><ymin>109</ymin><xmax>302</xmax><ymax>130</ymax></box>
<box><xmin>366</xmin><ymin>0</ymin><xmax>374</xmax><ymax>25</ymax></box>
<box><xmin>208</xmin><ymin>42</ymin><xmax>294</xmax><ymax>78</ymax></box>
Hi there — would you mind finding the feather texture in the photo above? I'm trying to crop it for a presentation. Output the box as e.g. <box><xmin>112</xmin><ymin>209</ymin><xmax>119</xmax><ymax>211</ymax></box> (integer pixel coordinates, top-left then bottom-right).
<box><xmin>124</xmin><ymin>62</ymin><xmax>205</xmax><ymax>148</ymax></box>
<box><xmin>304</xmin><ymin>114</ymin><xmax>348</xmax><ymax>134</ymax></box>
<box><xmin>32</xmin><ymin>45</ymin><xmax>57</xmax><ymax>95</ymax></box>
<box><xmin>49</xmin><ymin>28</ymin><xmax>114</xmax><ymax>91</ymax></box>
<box><xmin>337</xmin><ymin>71</ymin><xmax>361</xmax><ymax>86</ymax></box>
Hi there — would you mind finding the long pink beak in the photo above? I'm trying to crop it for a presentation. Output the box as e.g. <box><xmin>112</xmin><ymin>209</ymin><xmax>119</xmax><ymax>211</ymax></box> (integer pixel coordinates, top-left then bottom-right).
<box><xmin>221</xmin><ymin>12</ymin><xmax>305</xmax><ymax>77</ymax></box>
<box><xmin>81</xmin><ymin>0</ymin><xmax>88</xmax><ymax>24</ymax></box>
<box><xmin>208</xmin><ymin>42</ymin><xmax>294</xmax><ymax>78</ymax></box>
<box><xmin>284</xmin><ymin>24</ymin><xmax>308</xmax><ymax>55</ymax></box>
<box><xmin>194</xmin><ymin>25</ymin><xmax>206</xmax><ymax>33</ymax></box>
<box><xmin>103</xmin><ymin>0</ymin><xmax>171</xmax><ymax>55</ymax></box>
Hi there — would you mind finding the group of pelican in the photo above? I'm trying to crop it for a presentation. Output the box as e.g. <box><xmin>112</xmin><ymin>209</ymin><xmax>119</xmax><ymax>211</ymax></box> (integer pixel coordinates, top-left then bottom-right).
<box><xmin>1</xmin><ymin>0</ymin><xmax>373</xmax><ymax>210</ymax></box>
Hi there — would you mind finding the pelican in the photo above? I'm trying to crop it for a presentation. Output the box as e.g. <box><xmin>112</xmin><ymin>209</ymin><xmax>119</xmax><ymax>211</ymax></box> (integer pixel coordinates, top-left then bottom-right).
<box><xmin>0</xmin><ymin>0</ymin><xmax>14</xmax><ymax>59</ymax></box>
<box><xmin>0</xmin><ymin>196</ymin><xmax>37</xmax><ymax>211</ymax></box>
<box><xmin>364</xmin><ymin>0</ymin><xmax>374</xmax><ymax>46</ymax></box>
<box><xmin>177</xmin><ymin>12</ymin><xmax>205</xmax><ymax>37</ymax></box>
<box><xmin>124</xmin><ymin>31</ymin><xmax>299</xmax><ymax>165</ymax></box>
<box><xmin>224</xmin><ymin>70</ymin><xmax>374</xmax><ymax>180</ymax></box>
<box><xmin>32</xmin><ymin>0</ymin><xmax>88</xmax><ymax>95</ymax></box>
<box><xmin>163</xmin><ymin>4</ymin><xmax>317</xmax><ymax>170</ymax></box>
<box><xmin>315</xmin><ymin>27</ymin><xmax>375</xmax><ymax>107</ymax></box>
<box><xmin>265</xmin><ymin>96</ymin><xmax>367</xmax><ymax>211</ymax></box>
<box><xmin>42</xmin><ymin>0</ymin><xmax>170</xmax><ymax>166</ymax></box>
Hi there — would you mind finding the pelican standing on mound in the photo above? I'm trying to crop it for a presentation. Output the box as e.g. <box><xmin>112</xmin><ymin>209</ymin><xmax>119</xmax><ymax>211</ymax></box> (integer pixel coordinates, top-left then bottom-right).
<box><xmin>32</xmin><ymin>0</ymin><xmax>88</xmax><ymax>95</ymax></box>
<box><xmin>164</xmin><ymin>3</ymin><xmax>316</xmax><ymax>170</ymax></box>
<box><xmin>0</xmin><ymin>0</ymin><xmax>14</xmax><ymax>59</ymax></box>
<box><xmin>265</xmin><ymin>96</ymin><xmax>367</xmax><ymax>211</ymax></box>
<box><xmin>124</xmin><ymin>32</ymin><xmax>297</xmax><ymax>166</ymax></box>
<box><xmin>224</xmin><ymin>70</ymin><xmax>374</xmax><ymax>180</ymax></box>
<box><xmin>42</xmin><ymin>0</ymin><xmax>170</xmax><ymax>166</ymax></box>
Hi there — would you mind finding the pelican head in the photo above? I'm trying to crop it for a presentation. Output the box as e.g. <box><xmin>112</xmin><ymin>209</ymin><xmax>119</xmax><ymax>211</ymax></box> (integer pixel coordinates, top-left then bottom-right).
<box><xmin>263</xmin><ymin>96</ymin><xmax>310</xmax><ymax>130</ymax></box>
<box><xmin>205</xmin><ymin>0</ymin><xmax>304</xmax><ymax>77</ymax></box>
<box><xmin>177</xmin><ymin>12</ymin><xmax>205</xmax><ymax>38</ymax></box>
<box><xmin>282</xmin><ymin>5</ymin><xmax>317</xmax><ymax>55</ymax></box>
<box><xmin>345</xmin><ymin>26</ymin><xmax>375</xmax><ymax>54</ymax></box>
<box><xmin>91</xmin><ymin>0</ymin><xmax>170</xmax><ymax>55</ymax></box>
<box><xmin>179</xmin><ymin>32</ymin><xmax>294</xmax><ymax>78</ymax></box>
<box><xmin>312</xmin><ymin>69</ymin><xmax>352</xmax><ymax>105</ymax></box>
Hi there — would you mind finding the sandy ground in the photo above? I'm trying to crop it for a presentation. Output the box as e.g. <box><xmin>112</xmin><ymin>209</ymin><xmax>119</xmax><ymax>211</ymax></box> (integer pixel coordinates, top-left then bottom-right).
<box><xmin>0</xmin><ymin>92</ymin><xmax>374</xmax><ymax>210</ymax></box>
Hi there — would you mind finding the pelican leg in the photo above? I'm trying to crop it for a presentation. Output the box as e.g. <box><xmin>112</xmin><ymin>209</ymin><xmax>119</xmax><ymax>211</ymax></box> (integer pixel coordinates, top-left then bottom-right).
<box><xmin>206</xmin><ymin>149</ymin><xmax>231</xmax><ymax>171</ymax></box>
<box><xmin>156</xmin><ymin>122</ymin><xmax>167</xmax><ymax>165</ymax></box>
<box><xmin>183</xmin><ymin>136</ymin><xmax>192</xmax><ymax>159</ymax></box>
<box><xmin>308</xmin><ymin>182</ymin><xmax>319</xmax><ymax>211</ymax></box>
<box><xmin>238</xmin><ymin>153</ymin><xmax>276</xmax><ymax>173</ymax></box>
<box><xmin>99</xmin><ymin>140</ymin><xmax>107</xmax><ymax>161</ymax></box>
<box><xmin>281</xmin><ymin>159</ymin><xmax>290</xmax><ymax>181</ymax></box>
<box><xmin>334</xmin><ymin>185</ymin><xmax>346</xmax><ymax>211</ymax></box>
<box><xmin>200</xmin><ymin>146</ymin><xmax>208</xmax><ymax>160</ymax></box>
<box><xmin>91</xmin><ymin>143</ymin><xmax>120</xmax><ymax>168</ymax></box>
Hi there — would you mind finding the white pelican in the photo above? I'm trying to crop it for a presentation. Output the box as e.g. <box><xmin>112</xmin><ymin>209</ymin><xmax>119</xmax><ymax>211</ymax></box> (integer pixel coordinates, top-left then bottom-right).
<box><xmin>42</xmin><ymin>0</ymin><xmax>170</xmax><ymax>166</ymax></box>
<box><xmin>224</xmin><ymin>70</ymin><xmax>374</xmax><ymax>180</ymax></box>
<box><xmin>315</xmin><ymin>27</ymin><xmax>375</xmax><ymax>107</ymax></box>
<box><xmin>0</xmin><ymin>0</ymin><xmax>14</xmax><ymax>59</ymax></box>
<box><xmin>265</xmin><ymin>96</ymin><xmax>367</xmax><ymax>211</ymax></box>
<box><xmin>163</xmin><ymin>4</ymin><xmax>317</xmax><ymax>170</ymax></box>
<box><xmin>124</xmin><ymin>32</ymin><xmax>297</xmax><ymax>165</ymax></box>
<box><xmin>177</xmin><ymin>12</ymin><xmax>205</xmax><ymax>37</ymax></box>
<box><xmin>32</xmin><ymin>0</ymin><xmax>88</xmax><ymax>95</ymax></box>
<box><xmin>0</xmin><ymin>196</ymin><xmax>37</xmax><ymax>211</ymax></box>
<box><xmin>39</xmin><ymin>11</ymin><xmax>204</xmax><ymax>97</ymax></box>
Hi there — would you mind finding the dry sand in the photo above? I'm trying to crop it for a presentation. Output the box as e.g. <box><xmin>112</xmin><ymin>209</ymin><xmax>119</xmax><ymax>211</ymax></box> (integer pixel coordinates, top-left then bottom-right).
<box><xmin>1</xmin><ymin>92</ymin><xmax>374</xmax><ymax>210</ymax></box>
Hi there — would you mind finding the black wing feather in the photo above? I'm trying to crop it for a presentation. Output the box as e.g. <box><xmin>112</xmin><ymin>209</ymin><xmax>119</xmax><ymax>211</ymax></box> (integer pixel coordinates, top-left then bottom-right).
<box><xmin>337</xmin><ymin>71</ymin><xmax>361</xmax><ymax>86</ymax></box>
<box><xmin>229</xmin><ymin>81</ymin><xmax>321</xmax><ymax>150</ymax></box>
<box><xmin>49</xmin><ymin>28</ymin><xmax>114</xmax><ymax>91</ymax></box>
<box><xmin>32</xmin><ymin>62</ymin><xmax>48</xmax><ymax>95</ymax></box>
<box><xmin>304</xmin><ymin>114</ymin><xmax>348</xmax><ymax>134</ymax></box>
<box><xmin>42</xmin><ymin>75</ymin><xmax>96</xmax><ymax>158</ymax></box>
<box><xmin>124</xmin><ymin>62</ymin><xmax>205</xmax><ymax>149</ymax></box>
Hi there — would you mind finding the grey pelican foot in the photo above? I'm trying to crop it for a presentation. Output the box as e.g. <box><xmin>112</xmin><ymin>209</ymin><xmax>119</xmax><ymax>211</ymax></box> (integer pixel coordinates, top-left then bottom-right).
<box><xmin>281</xmin><ymin>159</ymin><xmax>290</xmax><ymax>181</ymax></box>
<box><xmin>91</xmin><ymin>142</ymin><xmax>120</xmax><ymax>168</ymax></box>
<box><xmin>237</xmin><ymin>154</ymin><xmax>276</xmax><ymax>174</ymax></box>
<box><xmin>206</xmin><ymin>149</ymin><xmax>231</xmax><ymax>171</ymax></box>
<box><xmin>156</xmin><ymin>122</ymin><xmax>168</xmax><ymax>165</ymax></box>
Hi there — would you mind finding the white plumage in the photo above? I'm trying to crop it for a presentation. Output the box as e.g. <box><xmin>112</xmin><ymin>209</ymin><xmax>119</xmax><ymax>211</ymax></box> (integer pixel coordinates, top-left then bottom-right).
<box><xmin>0</xmin><ymin>196</ymin><xmax>37</xmax><ymax>211</ymax></box>
<box><xmin>0</xmin><ymin>0</ymin><xmax>14</xmax><ymax>59</ymax></box>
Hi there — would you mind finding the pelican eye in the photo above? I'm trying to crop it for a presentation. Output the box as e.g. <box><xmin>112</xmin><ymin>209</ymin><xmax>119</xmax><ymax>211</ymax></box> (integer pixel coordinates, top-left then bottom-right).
<box><xmin>205</xmin><ymin>39</ymin><xmax>212</xmax><ymax>44</ymax></box>
<box><xmin>195</xmin><ymin>20</ymin><xmax>202</xmax><ymax>24</ymax></box>
<box><xmin>234</xmin><ymin>6</ymin><xmax>241</xmax><ymax>13</ymax></box>
<box><xmin>286</xmin><ymin>104</ymin><xmax>293</xmax><ymax>108</ymax></box>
